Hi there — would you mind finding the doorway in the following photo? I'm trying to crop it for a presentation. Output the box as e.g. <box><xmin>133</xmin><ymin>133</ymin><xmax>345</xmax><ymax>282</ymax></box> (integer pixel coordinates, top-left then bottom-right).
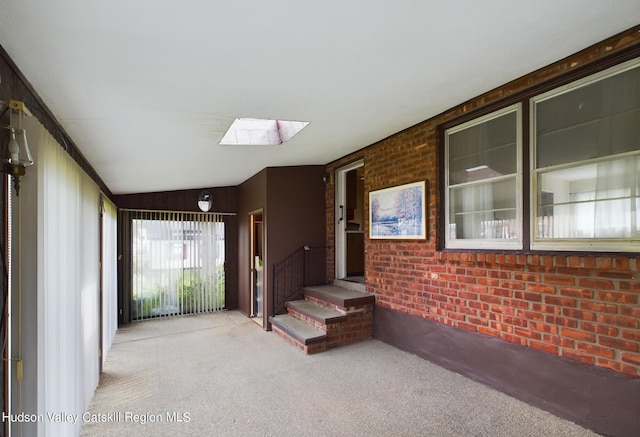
<box><xmin>250</xmin><ymin>210</ymin><xmax>264</xmax><ymax>326</ymax></box>
<box><xmin>335</xmin><ymin>160</ymin><xmax>365</xmax><ymax>282</ymax></box>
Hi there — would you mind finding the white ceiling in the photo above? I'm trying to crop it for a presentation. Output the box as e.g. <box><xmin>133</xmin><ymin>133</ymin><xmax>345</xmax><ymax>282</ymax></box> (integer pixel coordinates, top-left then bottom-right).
<box><xmin>1</xmin><ymin>1</ymin><xmax>638</xmax><ymax>194</ymax></box>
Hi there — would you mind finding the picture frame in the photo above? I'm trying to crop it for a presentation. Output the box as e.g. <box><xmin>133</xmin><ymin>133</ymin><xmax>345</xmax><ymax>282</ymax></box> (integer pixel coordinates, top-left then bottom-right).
<box><xmin>369</xmin><ymin>180</ymin><xmax>426</xmax><ymax>239</ymax></box>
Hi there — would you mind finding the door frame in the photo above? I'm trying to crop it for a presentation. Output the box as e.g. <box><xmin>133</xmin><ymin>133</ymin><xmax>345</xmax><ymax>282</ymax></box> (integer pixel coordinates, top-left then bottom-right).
<box><xmin>335</xmin><ymin>159</ymin><xmax>364</xmax><ymax>280</ymax></box>
<box><xmin>249</xmin><ymin>209</ymin><xmax>264</xmax><ymax>326</ymax></box>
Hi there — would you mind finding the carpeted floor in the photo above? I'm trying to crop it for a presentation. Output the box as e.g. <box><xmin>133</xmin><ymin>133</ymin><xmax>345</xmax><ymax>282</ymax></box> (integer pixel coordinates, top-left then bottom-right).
<box><xmin>80</xmin><ymin>311</ymin><xmax>598</xmax><ymax>437</ymax></box>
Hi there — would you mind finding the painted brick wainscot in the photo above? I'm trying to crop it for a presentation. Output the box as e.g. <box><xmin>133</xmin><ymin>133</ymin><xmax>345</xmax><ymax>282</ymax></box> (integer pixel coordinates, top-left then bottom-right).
<box><xmin>325</xmin><ymin>26</ymin><xmax>640</xmax><ymax>437</ymax></box>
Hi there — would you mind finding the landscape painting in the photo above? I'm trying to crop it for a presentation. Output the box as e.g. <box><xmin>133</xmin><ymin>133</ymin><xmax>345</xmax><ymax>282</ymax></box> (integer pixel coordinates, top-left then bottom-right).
<box><xmin>369</xmin><ymin>181</ymin><xmax>426</xmax><ymax>239</ymax></box>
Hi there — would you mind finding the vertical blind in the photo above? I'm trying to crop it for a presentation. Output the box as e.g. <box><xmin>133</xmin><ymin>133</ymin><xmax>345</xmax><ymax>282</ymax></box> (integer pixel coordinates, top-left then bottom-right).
<box><xmin>9</xmin><ymin>116</ymin><xmax>106</xmax><ymax>437</ymax></box>
<box><xmin>39</xmin><ymin>116</ymin><xmax>102</xmax><ymax>437</ymax></box>
<box><xmin>127</xmin><ymin>209</ymin><xmax>226</xmax><ymax>320</ymax></box>
<box><xmin>102</xmin><ymin>195</ymin><xmax>118</xmax><ymax>363</ymax></box>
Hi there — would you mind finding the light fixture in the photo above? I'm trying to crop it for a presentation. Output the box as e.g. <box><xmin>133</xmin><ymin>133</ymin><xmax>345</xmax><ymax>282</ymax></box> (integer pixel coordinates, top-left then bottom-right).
<box><xmin>198</xmin><ymin>191</ymin><xmax>212</xmax><ymax>212</ymax></box>
<box><xmin>465</xmin><ymin>165</ymin><xmax>488</xmax><ymax>172</ymax></box>
<box><xmin>1</xmin><ymin>100</ymin><xmax>34</xmax><ymax>195</ymax></box>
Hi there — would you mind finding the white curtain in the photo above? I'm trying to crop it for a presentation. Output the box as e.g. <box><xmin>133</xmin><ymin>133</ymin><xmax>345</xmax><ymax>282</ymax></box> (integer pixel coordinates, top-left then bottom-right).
<box><xmin>571</xmin><ymin>157</ymin><xmax>639</xmax><ymax>238</ymax></box>
<box><xmin>460</xmin><ymin>184</ymin><xmax>493</xmax><ymax>239</ymax></box>
<box><xmin>10</xmin><ymin>116</ymin><xmax>101</xmax><ymax>437</ymax></box>
<box><xmin>102</xmin><ymin>196</ymin><xmax>118</xmax><ymax>364</ymax></box>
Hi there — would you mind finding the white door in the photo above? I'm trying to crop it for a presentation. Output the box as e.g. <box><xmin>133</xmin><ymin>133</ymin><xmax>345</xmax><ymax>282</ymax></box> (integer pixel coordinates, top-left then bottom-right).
<box><xmin>335</xmin><ymin>160</ymin><xmax>364</xmax><ymax>280</ymax></box>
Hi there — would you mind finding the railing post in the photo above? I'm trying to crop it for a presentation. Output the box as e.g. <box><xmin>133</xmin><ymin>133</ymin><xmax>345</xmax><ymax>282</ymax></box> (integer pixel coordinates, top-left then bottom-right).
<box><xmin>303</xmin><ymin>245</ymin><xmax>309</xmax><ymax>287</ymax></box>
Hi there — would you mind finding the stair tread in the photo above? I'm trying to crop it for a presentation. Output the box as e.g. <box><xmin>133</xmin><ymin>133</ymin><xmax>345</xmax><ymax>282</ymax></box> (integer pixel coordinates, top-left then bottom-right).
<box><xmin>269</xmin><ymin>314</ymin><xmax>326</xmax><ymax>345</ymax></box>
<box><xmin>286</xmin><ymin>300</ymin><xmax>346</xmax><ymax>324</ymax></box>
<box><xmin>304</xmin><ymin>285</ymin><xmax>375</xmax><ymax>307</ymax></box>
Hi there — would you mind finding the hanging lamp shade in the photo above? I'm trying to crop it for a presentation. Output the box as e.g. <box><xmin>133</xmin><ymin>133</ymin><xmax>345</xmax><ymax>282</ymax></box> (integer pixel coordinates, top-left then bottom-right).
<box><xmin>1</xmin><ymin>100</ymin><xmax>35</xmax><ymax>195</ymax></box>
<box><xmin>2</xmin><ymin>126</ymin><xmax>33</xmax><ymax>168</ymax></box>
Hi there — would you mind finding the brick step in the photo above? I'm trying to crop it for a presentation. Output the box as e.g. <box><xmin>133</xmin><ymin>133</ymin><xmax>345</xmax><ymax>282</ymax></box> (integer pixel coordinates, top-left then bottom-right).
<box><xmin>269</xmin><ymin>314</ymin><xmax>327</xmax><ymax>354</ymax></box>
<box><xmin>286</xmin><ymin>300</ymin><xmax>346</xmax><ymax>326</ymax></box>
<box><xmin>303</xmin><ymin>285</ymin><xmax>375</xmax><ymax>309</ymax></box>
<box><xmin>270</xmin><ymin>284</ymin><xmax>375</xmax><ymax>355</ymax></box>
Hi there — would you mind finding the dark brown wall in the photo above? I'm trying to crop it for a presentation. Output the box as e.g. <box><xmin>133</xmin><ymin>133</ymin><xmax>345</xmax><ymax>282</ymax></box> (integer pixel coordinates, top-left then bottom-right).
<box><xmin>237</xmin><ymin>170</ymin><xmax>267</xmax><ymax>317</ymax></box>
<box><xmin>115</xmin><ymin>186</ymin><xmax>236</xmax><ymax>213</ymax></box>
<box><xmin>266</xmin><ymin>166</ymin><xmax>326</xmax><ymax>266</ymax></box>
<box><xmin>237</xmin><ymin>166</ymin><xmax>326</xmax><ymax>327</ymax></box>
<box><xmin>115</xmin><ymin>186</ymin><xmax>239</xmax><ymax>313</ymax></box>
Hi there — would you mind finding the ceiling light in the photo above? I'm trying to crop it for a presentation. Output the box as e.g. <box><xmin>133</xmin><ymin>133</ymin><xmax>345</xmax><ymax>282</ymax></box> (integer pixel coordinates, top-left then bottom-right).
<box><xmin>465</xmin><ymin>165</ymin><xmax>488</xmax><ymax>172</ymax></box>
<box><xmin>220</xmin><ymin>118</ymin><xmax>309</xmax><ymax>146</ymax></box>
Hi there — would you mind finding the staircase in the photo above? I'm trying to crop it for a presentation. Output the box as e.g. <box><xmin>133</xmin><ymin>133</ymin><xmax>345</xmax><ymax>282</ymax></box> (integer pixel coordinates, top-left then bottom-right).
<box><xmin>269</xmin><ymin>283</ymin><xmax>375</xmax><ymax>354</ymax></box>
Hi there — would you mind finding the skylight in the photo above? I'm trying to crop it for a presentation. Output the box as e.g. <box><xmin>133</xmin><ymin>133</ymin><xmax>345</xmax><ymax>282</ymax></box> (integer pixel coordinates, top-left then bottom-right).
<box><xmin>220</xmin><ymin>118</ymin><xmax>309</xmax><ymax>146</ymax></box>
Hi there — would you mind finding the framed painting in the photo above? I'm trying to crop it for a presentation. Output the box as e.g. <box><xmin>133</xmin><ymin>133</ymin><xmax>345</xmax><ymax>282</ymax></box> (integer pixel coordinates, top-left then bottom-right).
<box><xmin>369</xmin><ymin>181</ymin><xmax>426</xmax><ymax>239</ymax></box>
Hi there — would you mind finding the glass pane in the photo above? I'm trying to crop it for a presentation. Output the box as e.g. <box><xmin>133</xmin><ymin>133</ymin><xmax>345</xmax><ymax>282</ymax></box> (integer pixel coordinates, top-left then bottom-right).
<box><xmin>132</xmin><ymin>214</ymin><xmax>225</xmax><ymax>321</ymax></box>
<box><xmin>448</xmin><ymin>110</ymin><xmax>517</xmax><ymax>184</ymax></box>
<box><xmin>536</xmin><ymin>156</ymin><xmax>640</xmax><ymax>239</ymax></box>
<box><xmin>536</xmin><ymin>65</ymin><xmax>640</xmax><ymax>168</ymax></box>
<box><xmin>449</xmin><ymin>177</ymin><xmax>518</xmax><ymax>240</ymax></box>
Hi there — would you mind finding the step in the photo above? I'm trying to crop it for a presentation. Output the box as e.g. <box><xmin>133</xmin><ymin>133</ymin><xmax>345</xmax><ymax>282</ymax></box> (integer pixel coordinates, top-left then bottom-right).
<box><xmin>269</xmin><ymin>314</ymin><xmax>326</xmax><ymax>346</ymax></box>
<box><xmin>286</xmin><ymin>300</ymin><xmax>347</xmax><ymax>325</ymax></box>
<box><xmin>333</xmin><ymin>278</ymin><xmax>366</xmax><ymax>293</ymax></box>
<box><xmin>304</xmin><ymin>285</ymin><xmax>375</xmax><ymax>308</ymax></box>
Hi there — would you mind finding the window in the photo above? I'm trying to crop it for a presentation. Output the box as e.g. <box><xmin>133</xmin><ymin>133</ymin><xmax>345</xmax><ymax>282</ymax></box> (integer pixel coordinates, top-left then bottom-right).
<box><xmin>445</xmin><ymin>104</ymin><xmax>522</xmax><ymax>249</ymax></box>
<box><xmin>531</xmin><ymin>59</ymin><xmax>640</xmax><ymax>251</ymax></box>
<box><xmin>443</xmin><ymin>56</ymin><xmax>640</xmax><ymax>252</ymax></box>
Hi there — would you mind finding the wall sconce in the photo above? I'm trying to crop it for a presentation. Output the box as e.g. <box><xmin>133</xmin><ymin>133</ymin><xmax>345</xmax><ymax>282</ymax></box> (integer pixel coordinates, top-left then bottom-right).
<box><xmin>1</xmin><ymin>100</ymin><xmax>34</xmax><ymax>195</ymax></box>
<box><xmin>198</xmin><ymin>190</ymin><xmax>212</xmax><ymax>212</ymax></box>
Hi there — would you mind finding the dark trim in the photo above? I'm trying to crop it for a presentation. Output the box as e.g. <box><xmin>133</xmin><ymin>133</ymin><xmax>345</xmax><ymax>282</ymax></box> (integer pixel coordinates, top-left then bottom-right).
<box><xmin>374</xmin><ymin>305</ymin><xmax>640</xmax><ymax>437</ymax></box>
<box><xmin>117</xmin><ymin>210</ymin><xmax>133</xmax><ymax>325</ymax></box>
<box><xmin>0</xmin><ymin>44</ymin><xmax>114</xmax><ymax>200</ymax></box>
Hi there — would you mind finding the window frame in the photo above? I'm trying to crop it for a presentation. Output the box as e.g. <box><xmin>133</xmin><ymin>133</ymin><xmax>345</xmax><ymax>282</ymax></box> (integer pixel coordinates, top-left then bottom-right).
<box><xmin>444</xmin><ymin>103</ymin><xmax>523</xmax><ymax>250</ymax></box>
<box><xmin>530</xmin><ymin>57</ymin><xmax>640</xmax><ymax>252</ymax></box>
<box><xmin>439</xmin><ymin>52</ymin><xmax>640</xmax><ymax>254</ymax></box>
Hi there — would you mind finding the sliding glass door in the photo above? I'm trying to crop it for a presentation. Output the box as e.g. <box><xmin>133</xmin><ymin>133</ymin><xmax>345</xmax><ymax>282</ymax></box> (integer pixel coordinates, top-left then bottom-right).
<box><xmin>129</xmin><ymin>210</ymin><xmax>226</xmax><ymax>320</ymax></box>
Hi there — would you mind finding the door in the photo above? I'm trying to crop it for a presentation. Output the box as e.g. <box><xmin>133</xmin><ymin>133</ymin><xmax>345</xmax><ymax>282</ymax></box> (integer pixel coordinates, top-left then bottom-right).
<box><xmin>335</xmin><ymin>160</ymin><xmax>365</xmax><ymax>281</ymax></box>
<box><xmin>250</xmin><ymin>210</ymin><xmax>264</xmax><ymax>325</ymax></box>
<box><xmin>130</xmin><ymin>210</ymin><xmax>226</xmax><ymax>320</ymax></box>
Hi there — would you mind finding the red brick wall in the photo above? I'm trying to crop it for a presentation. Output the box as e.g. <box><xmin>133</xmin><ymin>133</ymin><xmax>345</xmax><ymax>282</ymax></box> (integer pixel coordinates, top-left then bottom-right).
<box><xmin>326</xmin><ymin>26</ymin><xmax>640</xmax><ymax>378</ymax></box>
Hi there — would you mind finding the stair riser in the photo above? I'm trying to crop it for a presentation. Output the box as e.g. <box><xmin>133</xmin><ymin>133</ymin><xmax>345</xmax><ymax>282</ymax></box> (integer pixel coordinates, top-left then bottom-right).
<box><xmin>325</xmin><ymin>306</ymin><xmax>373</xmax><ymax>348</ymax></box>
<box><xmin>287</xmin><ymin>308</ymin><xmax>329</xmax><ymax>334</ymax></box>
<box><xmin>271</xmin><ymin>324</ymin><xmax>327</xmax><ymax>354</ymax></box>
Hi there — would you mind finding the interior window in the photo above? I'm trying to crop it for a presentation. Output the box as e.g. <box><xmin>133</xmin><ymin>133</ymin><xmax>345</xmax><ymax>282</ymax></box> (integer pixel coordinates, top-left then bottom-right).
<box><xmin>531</xmin><ymin>59</ymin><xmax>640</xmax><ymax>250</ymax></box>
<box><xmin>445</xmin><ymin>104</ymin><xmax>522</xmax><ymax>249</ymax></box>
<box><xmin>442</xmin><ymin>57</ymin><xmax>639</xmax><ymax>253</ymax></box>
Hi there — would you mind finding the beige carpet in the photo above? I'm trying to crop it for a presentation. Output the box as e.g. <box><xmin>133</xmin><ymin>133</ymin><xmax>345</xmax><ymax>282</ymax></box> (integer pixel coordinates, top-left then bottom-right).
<box><xmin>80</xmin><ymin>311</ymin><xmax>598</xmax><ymax>437</ymax></box>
